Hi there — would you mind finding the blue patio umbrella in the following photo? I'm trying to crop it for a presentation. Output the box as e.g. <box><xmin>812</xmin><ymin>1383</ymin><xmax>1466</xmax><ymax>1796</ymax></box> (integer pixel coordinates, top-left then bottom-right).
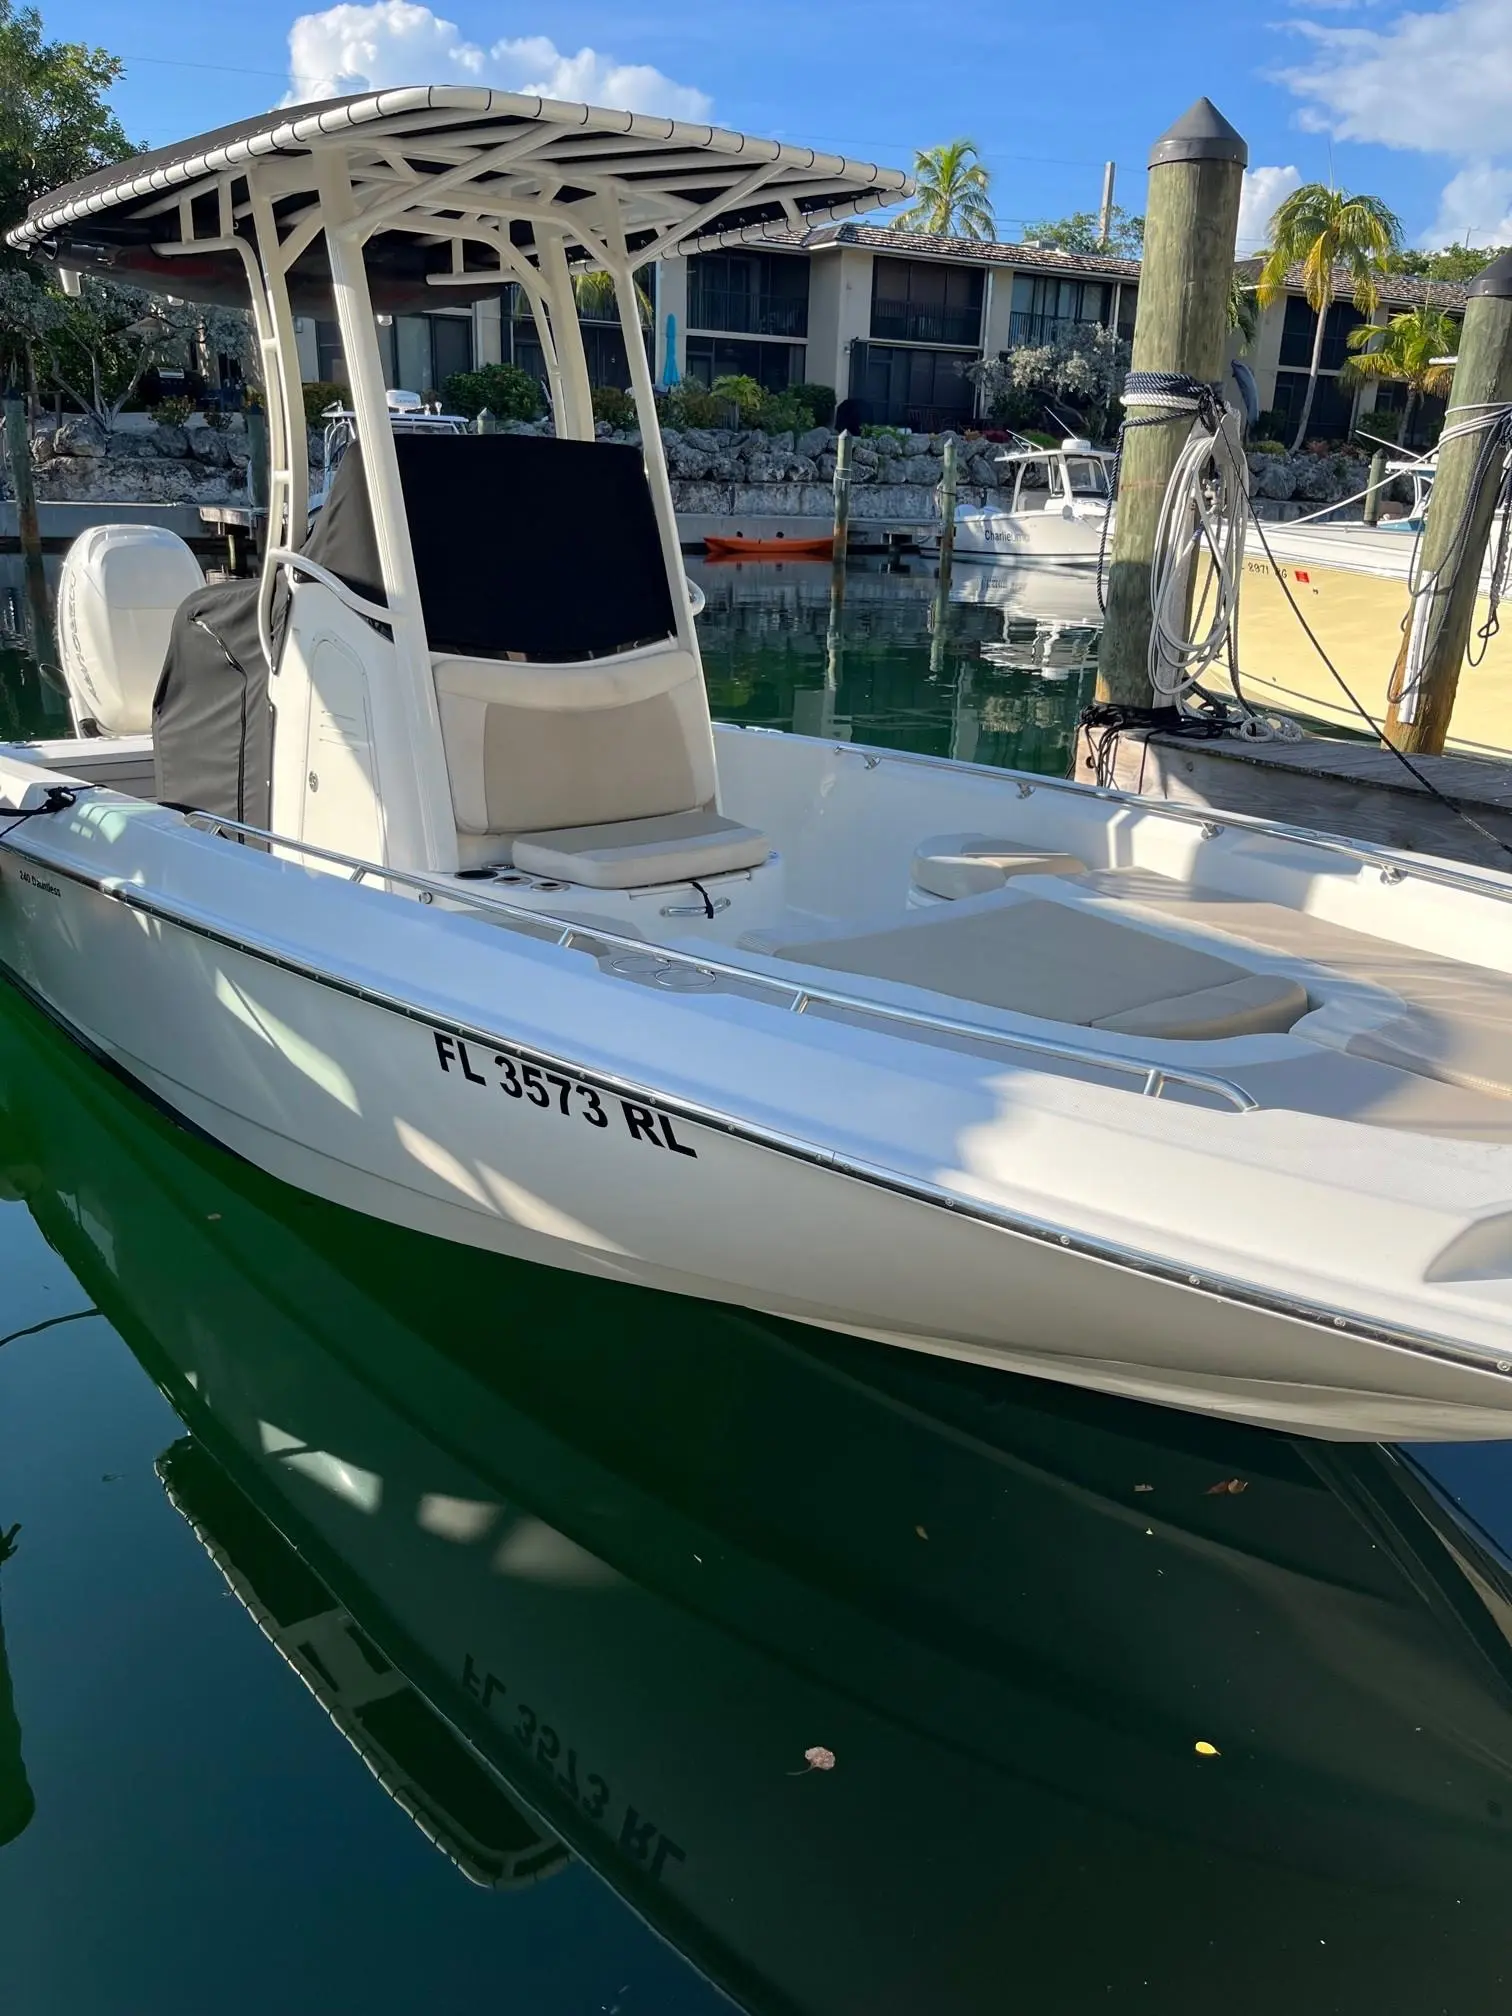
<box><xmin>661</xmin><ymin>311</ymin><xmax>681</xmax><ymax>388</ymax></box>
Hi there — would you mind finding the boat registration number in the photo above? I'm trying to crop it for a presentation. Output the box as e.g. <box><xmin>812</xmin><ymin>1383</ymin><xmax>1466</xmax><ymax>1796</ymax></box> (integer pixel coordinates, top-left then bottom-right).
<box><xmin>431</xmin><ymin>1031</ymin><xmax>698</xmax><ymax>1158</ymax></box>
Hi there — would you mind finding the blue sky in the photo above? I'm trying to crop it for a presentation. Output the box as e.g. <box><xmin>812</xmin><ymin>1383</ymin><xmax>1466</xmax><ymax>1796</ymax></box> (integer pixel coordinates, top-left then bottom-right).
<box><xmin>39</xmin><ymin>0</ymin><xmax>1512</xmax><ymax>253</ymax></box>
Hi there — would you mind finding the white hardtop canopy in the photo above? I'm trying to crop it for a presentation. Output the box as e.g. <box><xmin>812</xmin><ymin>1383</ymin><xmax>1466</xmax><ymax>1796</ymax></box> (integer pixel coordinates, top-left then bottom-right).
<box><xmin>9</xmin><ymin>88</ymin><xmax>910</xmax><ymax>680</ymax></box>
<box><xmin>8</xmin><ymin>86</ymin><xmax>910</xmax><ymax>306</ymax></box>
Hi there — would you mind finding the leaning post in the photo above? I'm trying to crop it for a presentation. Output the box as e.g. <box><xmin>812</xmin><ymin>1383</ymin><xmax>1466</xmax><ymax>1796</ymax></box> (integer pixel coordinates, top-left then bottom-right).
<box><xmin>3</xmin><ymin>386</ymin><xmax>53</xmax><ymax>668</ymax></box>
<box><xmin>1383</xmin><ymin>249</ymin><xmax>1512</xmax><ymax>753</ymax></box>
<box><xmin>1095</xmin><ymin>99</ymin><xmax>1247</xmax><ymax>709</ymax></box>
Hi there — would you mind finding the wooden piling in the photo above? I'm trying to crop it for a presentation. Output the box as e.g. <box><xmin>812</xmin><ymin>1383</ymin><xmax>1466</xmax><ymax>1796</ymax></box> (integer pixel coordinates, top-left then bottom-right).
<box><xmin>1362</xmin><ymin>446</ymin><xmax>1388</xmax><ymax>526</ymax></box>
<box><xmin>1383</xmin><ymin>248</ymin><xmax>1512</xmax><ymax>754</ymax></box>
<box><xmin>3</xmin><ymin>388</ymin><xmax>53</xmax><ymax>668</ymax></box>
<box><xmin>930</xmin><ymin>434</ymin><xmax>959</xmax><ymax>678</ymax></box>
<box><xmin>1095</xmin><ymin>100</ymin><xmax>1247</xmax><ymax>708</ymax></box>
<box><xmin>831</xmin><ymin>429</ymin><xmax>852</xmax><ymax>561</ymax></box>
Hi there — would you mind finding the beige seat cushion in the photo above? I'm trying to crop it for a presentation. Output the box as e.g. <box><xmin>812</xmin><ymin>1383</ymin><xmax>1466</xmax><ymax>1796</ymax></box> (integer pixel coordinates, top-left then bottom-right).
<box><xmin>912</xmin><ymin>833</ymin><xmax>1087</xmax><ymax>901</ymax></box>
<box><xmin>512</xmin><ymin>809</ymin><xmax>770</xmax><ymax>890</ymax></box>
<box><xmin>1073</xmin><ymin>867</ymin><xmax>1512</xmax><ymax>1094</ymax></box>
<box><xmin>767</xmin><ymin>897</ymin><xmax>1260</xmax><ymax>1025</ymax></box>
<box><xmin>433</xmin><ymin>645</ymin><xmax>716</xmax><ymax>836</ymax></box>
<box><xmin>1093</xmin><ymin>973</ymin><xmax>1308</xmax><ymax>1040</ymax></box>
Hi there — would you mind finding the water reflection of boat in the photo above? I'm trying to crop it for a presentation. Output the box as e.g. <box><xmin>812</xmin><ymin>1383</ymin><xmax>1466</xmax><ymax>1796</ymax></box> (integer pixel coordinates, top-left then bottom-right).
<box><xmin>949</xmin><ymin>559</ymin><xmax>1102</xmax><ymax>679</ymax></box>
<box><xmin>6</xmin><ymin>987</ymin><xmax>1512</xmax><ymax>2010</ymax></box>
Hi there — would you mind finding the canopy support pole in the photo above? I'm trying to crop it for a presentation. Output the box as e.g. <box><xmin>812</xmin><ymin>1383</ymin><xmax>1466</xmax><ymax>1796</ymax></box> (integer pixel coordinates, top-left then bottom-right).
<box><xmin>316</xmin><ymin>150</ymin><xmax>456</xmax><ymax>874</ymax></box>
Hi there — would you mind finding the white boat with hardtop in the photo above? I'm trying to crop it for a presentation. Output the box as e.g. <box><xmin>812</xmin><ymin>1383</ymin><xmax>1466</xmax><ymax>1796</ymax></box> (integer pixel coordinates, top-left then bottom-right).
<box><xmin>5</xmin><ymin>90</ymin><xmax>1512</xmax><ymax>1439</ymax></box>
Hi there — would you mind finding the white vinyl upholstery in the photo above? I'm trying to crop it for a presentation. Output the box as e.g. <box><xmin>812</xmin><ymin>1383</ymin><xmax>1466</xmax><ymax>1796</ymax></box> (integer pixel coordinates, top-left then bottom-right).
<box><xmin>513</xmin><ymin>810</ymin><xmax>770</xmax><ymax>889</ymax></box>
<box><xmin>912</xmin><ymin>833</ymin><xmax>1087</xmax><ymax>901</ymax></box>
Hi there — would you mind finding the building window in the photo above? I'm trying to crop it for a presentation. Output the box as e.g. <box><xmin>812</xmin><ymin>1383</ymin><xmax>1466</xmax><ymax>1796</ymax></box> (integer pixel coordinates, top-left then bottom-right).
<box><xmin>870</xmin><ymin>258</ymin><xmax>983</xmax><ymax>348</ymax></box>
<box><xmin>1279</xmin><ymin>296</ymin><xmax>1367</xmax><ymax>373</ymax></box>
<box><xmin>687</xmin><ymin>251</ymin><xmax>809</xmax><ymax>337</ymax></box>
<box><xmin>388</xmin><ymin>311</ymin><xmax>474</xmax><ymax>395</ymax></box>
<box><xmin>314</xmin><ymin>319</ymin><xmax>345</xmax><ymax>383</ymax></box>
<box><xmin>685</xmin><ymin>335</ymin><xmax>803</xmax><ymax>391</ymax></box>
<box><xmin>1270</xmin><ymin>368</ymin><xmax>1356</xmax><ymax>440</ymax></box>
<box><xmin>1007</xmin><ymin>274</ymin><xmax>1113</xmax><ymax>348</ymax></box>
<box><xmin>848</xmin><ymin>341</ymin><xmax>976</xmax><ymax>429</ymax></box>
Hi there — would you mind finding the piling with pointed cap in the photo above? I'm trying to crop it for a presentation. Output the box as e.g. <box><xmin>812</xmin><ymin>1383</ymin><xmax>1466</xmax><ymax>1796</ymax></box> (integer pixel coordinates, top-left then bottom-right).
<box><xmin>1383</xmin><ymin>247</ymin><xmax>1512</xmax><ymax>753</ymax></box>
<box><xmin>1094</xmin><ymin>99</ymin><xmax>1247</xmax><ymax>712</ymax></box>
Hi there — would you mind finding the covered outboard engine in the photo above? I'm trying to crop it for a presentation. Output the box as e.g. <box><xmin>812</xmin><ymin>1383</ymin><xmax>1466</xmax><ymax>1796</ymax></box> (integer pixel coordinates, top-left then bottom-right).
<box><xmin>56</xmin><ymin>524</ymin><xmax>204</xmax><ymax>735</ymax></box>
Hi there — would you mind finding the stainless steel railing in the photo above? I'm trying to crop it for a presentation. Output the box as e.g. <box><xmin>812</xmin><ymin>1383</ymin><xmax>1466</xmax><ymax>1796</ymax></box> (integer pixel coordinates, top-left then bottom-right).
<box><xmin>181</xmin><ymin>808</ymin><xmax>1259</xmax><ymax>1113</ymax></box>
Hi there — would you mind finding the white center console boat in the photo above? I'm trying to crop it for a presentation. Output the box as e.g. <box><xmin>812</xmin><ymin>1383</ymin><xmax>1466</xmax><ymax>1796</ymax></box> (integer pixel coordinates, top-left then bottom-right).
<box><xmin>948</xmin><ymin>438</ymin><xmax>1116</xmax><ymax>566</ymax></box>
<box><xmin>5</xmin><ymin>88</ymin><xmax>1512</xmax><ymax>1440</ymax></box>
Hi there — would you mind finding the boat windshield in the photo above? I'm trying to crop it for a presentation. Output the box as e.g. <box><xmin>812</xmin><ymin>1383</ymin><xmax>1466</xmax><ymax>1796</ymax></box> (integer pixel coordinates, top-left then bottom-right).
<box><xmin>1064</xmin><ymin>457</ymin><xmax>1110</xmax><ymax>497</ymax></box>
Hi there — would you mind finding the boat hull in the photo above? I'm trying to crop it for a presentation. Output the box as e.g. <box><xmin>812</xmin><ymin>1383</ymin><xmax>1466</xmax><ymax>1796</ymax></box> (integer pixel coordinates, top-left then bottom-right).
<box><xmin>1228</xmin><ymin>536</ymin><xmax>1512</xmax><ymax>756</ymax></box>
<box><xmin>3</xmin><ymin>820</ymin><xmax>1512</xmax><ymax>1441</ymax></box>
<box><xmin>950</xmin><ymin>507</ymin><xmax>1109</xmax><ymax>566</ymax></box>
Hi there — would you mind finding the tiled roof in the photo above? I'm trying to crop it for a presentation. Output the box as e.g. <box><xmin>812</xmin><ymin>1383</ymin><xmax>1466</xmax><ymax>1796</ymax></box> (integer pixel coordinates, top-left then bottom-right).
<box><xmin>754</xmin><ymin>220</ymin><xmax>1141</xmax><ymax>281</ymax></box>
<box><xmin>1234</xmin><ymin>258</ymin><xmax>1472</xmax><ymax>311</ymax></box>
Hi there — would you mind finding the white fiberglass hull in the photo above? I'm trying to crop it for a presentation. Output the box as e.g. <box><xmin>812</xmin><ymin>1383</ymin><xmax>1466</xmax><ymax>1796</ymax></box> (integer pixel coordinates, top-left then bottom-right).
<box><xmin>3</xmin><ymin>773</ymin><xmax>1512</xmax><ymax>1442</ymax></box>
<box><xmin>949</xmin><ymin>505</ymin><xmax>1111</xmax><ymax>566</ymax></box>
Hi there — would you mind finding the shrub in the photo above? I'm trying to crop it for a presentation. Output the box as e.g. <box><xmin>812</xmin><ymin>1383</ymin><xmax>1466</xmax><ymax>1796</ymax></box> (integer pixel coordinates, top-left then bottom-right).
<box><xmin>442</xmin><ymin>363</ymin><xmax>543</xmax><ymax>422</ymax></box>
<box><xmin>152</xmin><ymin>395</ymin><xmax>195</xmax><ymax>427</ymax></box>
<box><xmin>659</xmin><ymin>383</ymin><xmax>725</xmax><ymax>428</ymax></box>
<box><xmin>1248</xmin><ymin>438</ymin><xmax>1287</xmax><ymax>456</ymax></box>
<box><xmin>709</xmin><ymin>373</ymin><xmax>766</xmax><ymax>423</ymax></box>
<box><xmin>754</xmin><ymin>391</ymin><xmax>812</xmax><ymax>435</ymax></box>
<box><xmin>789</xmin><ymin>381</ymin><xmax>836</xmax><ymax>427</ymax></box>
<box><xmin>591</xmin><ymin>384</ymin><xmax>636</xmax><ymax>428</ymax></box>
<box><xmin>302</xmin><ymin>380</ymin><xmax>347</xmax><ymax>426</ymax></box>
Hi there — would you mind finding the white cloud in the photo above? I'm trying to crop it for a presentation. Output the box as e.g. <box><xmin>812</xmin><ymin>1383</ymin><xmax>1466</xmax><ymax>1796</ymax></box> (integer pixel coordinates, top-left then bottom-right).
<box><xmin>1276</xmin><ymin>0</ymin><xmax>1512</xmax><ymax>156</ymax></box>
<box><xmin>286</xmin><ymin>1</ymin><xmax>713</xmax><ymax>120</ymax></box>
<box><xmin>1425</xmin><ymin>160</ymin><xmax>1512</xmax><ymax>243</ymax></box>
<box><xmin>1237</xmin><ymin>164</ymin><xmax>1302</xmax><ymax>251</ymax></box>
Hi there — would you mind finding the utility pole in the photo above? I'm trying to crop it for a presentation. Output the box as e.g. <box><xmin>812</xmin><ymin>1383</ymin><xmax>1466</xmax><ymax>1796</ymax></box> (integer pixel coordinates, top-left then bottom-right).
<box><xmin>1098</xmin><ymin>162</ymin><xmax>1116</xmax><ymax>249</ymax></box>
<box><xmin>1382</xmin><ymin>247</ymin><xmax>1512</xmax><ymax>753</ymax></box>
<box><xmin>1094</xmin><ymin>100</ymin><xmax>1247</xmax><ymax>710</ymax></box>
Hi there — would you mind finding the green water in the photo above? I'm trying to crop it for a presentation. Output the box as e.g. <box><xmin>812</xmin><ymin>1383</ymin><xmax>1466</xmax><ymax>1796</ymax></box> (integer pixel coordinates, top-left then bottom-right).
<box><xmin>5</xmin><ymin>555</ymin><xmax>1512</xmax><ymax>2010</ymax></box>
<box><xmin>3</xmin><ymin>988</ymin><xmax>1512</xmax><ymax>2012</ymax></box>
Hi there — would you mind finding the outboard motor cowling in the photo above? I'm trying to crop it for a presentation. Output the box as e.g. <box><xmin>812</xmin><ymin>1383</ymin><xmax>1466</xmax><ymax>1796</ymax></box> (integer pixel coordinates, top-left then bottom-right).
<box><xmin>56</xmin><ymin>524</ymin><xmax>204</xmax><ymax>735</ymax></box>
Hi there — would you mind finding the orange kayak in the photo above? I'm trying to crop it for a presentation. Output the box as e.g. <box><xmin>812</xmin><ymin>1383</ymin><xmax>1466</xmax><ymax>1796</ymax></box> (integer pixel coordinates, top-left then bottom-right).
<box><xmin>703</xmin><ymin>532</ymin><xmax>834</xmax><ymax>560</ymax></box>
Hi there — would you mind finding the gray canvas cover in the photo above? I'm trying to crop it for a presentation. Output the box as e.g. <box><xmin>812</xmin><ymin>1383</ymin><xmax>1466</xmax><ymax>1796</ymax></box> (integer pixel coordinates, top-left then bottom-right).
<box><xmin>151</xmin><ymin>580</ymin><xmax>274</xmax><ymax>825</ymax></box>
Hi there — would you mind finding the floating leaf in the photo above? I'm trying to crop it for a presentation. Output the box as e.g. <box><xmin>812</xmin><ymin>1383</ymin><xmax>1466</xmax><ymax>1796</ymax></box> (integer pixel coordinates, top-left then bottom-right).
<box><xmin>1194</xmin><ymin>1740</ymin><xmax>1220</xmax><ymax>1757</ymax></box>
<box><xmin>1134</xmin><ymin>1484</ymin><xmax>1154</xmax><ymax>1493</ymax></box>
<box><xmin>915</xmin><ymin>1524</ymin><xmax>928</xmax><ymax>1539</ymax></box>
<box><xmin>1205</xmin><ymin>1479</ymin><xmax>1249</xmax><ymax>1496</ymax></box>
<box><xmin>788</xmin><ymin>1746</ymin><xmax>837</xmax><ymax>1776</ymax></box>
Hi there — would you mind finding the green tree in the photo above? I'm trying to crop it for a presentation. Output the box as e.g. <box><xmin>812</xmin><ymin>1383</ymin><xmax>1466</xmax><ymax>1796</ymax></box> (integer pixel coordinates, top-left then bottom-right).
<box><xmin>1380</xmin><ymin>244</ymin><xmax>1507</xmax><ymax>282</ymax></box>
<box><xmin>570</xmin><ymin>265</ymin><xmax>653</xmax><ymax>324</ymax></box>
<box><xmin>0</xmin><ymin>1</ymin><xmax>131</xmax><ymax>243</ymax></box>
<box><xmin>1023</xmin><ymin>207</ymin><xmax>1144</xmax><ymax>256</ymax></box>
<box><xmin>1341</xmin><ymin>303</ymin><xmax>1459</xmax><ymax>444</ymax></box>
<box><xmin>1256</xmin><ymin>183</ymin><xmax>1403</xmax><ymax>450</ymax></box>
<box><xmin>1229</xmin><ymin>269</ymin><xmax>1258</xmax><ymax>342</ymax></box>
<box><xmin>895</xmin><ymin>139</ymin><xmax>994</xmax><ymax>241</ymax></box>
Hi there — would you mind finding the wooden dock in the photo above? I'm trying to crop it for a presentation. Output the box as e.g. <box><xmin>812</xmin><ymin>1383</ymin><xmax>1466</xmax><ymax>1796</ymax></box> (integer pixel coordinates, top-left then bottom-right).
<box><xmin>1086</xmin><ymin>727</ymin><xmax>1512</xmax><ymax>870</ymax></box>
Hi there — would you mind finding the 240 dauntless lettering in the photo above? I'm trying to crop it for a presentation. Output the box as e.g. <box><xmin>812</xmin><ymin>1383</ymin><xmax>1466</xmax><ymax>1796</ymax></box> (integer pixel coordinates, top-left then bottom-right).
<box><xmin>432</xmin><ymin>1032</ymin><xmax>698</xmax><ymax>1157</ymax></box>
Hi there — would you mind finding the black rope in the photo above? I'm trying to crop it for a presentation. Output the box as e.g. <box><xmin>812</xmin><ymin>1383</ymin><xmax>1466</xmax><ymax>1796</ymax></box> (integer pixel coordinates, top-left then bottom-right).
<box><xmin>0</xmin><ymin>784</ymin><xmax>76</xmax><ymax>825</ymax></box>
<box><xmin>1074</xmin><ymin>698</ymin><xmax>1229</xmax><ymax>789</ymax></box>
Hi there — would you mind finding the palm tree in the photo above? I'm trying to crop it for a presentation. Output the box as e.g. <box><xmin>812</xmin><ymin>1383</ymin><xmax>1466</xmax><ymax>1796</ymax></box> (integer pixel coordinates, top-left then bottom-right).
<box><xmin>1256</xmin><ymin>184</ymin><xmax>1403</xmax><ymax>450</ymax></box>
<box><xmin>570</xmin><ymin>267</ymin><xmax>652</xmax><ymax>325</ymax></box>
<box><xmin>895</xmin><ymin>140</ymin><xmax>994</xmax><ymax>241</ymax></box>
<box><xmin>1228</xmin><ymin>269</ymin><xmax>1258</xmax><ymax>343</ymax></box>
<box><xmin>1341</xmin><ymin>303</ymin><xmax>1459</xmax><ymax>445</ymax></box>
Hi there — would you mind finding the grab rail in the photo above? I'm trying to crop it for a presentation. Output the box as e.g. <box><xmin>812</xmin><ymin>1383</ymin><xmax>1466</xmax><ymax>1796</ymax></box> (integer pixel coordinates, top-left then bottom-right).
<box><xmin>775</xmin><ymin>731</ymin><xmax>1512</xmax><ymax>906</ymax></box>
<box><xmin>265</xmin><ymin>547</ymin><xmax>396</xmax><ymax>630</ymax></box>
<box><xmin>180</xmin><ymin>809</ymin><xmax>1259</xmax><ymax>1113</ymax></box>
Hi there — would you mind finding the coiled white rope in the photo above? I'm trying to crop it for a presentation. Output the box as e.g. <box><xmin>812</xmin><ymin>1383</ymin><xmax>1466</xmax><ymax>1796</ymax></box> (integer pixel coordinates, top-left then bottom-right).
<box><xmin>1110</xmin><ymin>373</ymin><xmax>1303</xmax><ymax>740</ymax></box>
